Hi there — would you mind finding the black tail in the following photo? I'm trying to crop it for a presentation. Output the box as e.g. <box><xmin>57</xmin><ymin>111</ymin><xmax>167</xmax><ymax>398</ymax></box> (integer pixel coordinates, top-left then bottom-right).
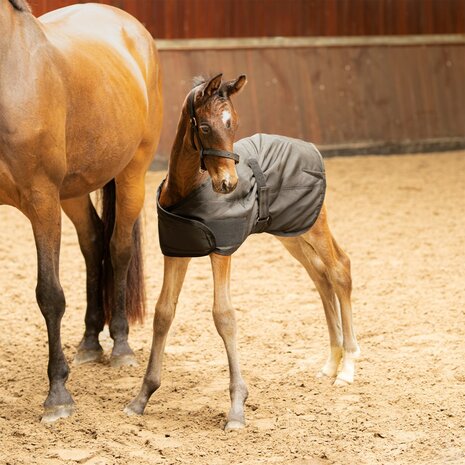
<box><xmin>101</xmin><ymin>180</ymin><xmax>146</xmax><ymax>325</ymax></box>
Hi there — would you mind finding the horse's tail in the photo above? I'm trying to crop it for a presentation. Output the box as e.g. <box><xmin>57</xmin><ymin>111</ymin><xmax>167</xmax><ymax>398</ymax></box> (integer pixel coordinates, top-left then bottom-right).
<box><xmin>102</xmin><ymin>179</ymin><xmax>146</xmax><ymax>326</ymax></box>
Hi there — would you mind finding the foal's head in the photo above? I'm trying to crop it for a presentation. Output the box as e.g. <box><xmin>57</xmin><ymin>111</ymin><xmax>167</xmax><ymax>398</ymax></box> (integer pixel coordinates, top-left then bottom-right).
<box><xmin>186</xmin><ymin>73</ymin><xmax>247</xmax><ymax>194</ymax></box>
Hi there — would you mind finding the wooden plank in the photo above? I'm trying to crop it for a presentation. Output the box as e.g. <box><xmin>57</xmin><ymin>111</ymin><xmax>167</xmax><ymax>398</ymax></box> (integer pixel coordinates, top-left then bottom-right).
<box><xmin>156</xmin><ymin>35</ymin><xmax>465</xmax><ymax>51</ymax></box>
<box><xmin>30</xmin><ymin>0</ymin><xmax>465</xmax><ymax>38</ymax></box>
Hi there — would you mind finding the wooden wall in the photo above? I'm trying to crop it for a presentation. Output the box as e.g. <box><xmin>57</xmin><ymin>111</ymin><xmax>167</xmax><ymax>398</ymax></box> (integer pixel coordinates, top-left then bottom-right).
<box><xmin>154</xmin><ymin>37</ymin><xmax>465</xmax><ymax>163</ymax></box>
<box><xmin>27</xmin><ymin>1</ymin><xmax>465</xmax><ymax>162</ymax></box>
<box><xmin>30</xmin><ymin>0</ymin><xmax>465</xmax><ymax>38</ymax></box>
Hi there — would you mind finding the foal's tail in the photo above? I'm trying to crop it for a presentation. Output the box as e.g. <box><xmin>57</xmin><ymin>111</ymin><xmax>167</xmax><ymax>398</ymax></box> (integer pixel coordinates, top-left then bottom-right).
<box><xmin>101</xmin><ymin>179</ymin><xmax>146</xmax><ymax>325</ymax></box>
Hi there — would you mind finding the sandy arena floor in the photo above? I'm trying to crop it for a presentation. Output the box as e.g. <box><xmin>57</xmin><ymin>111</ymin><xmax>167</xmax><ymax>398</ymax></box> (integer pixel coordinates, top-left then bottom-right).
<box><xmin>0</xmin><ymin>151</ymin><xmax>464</xmax><ymax>465</ymax></box>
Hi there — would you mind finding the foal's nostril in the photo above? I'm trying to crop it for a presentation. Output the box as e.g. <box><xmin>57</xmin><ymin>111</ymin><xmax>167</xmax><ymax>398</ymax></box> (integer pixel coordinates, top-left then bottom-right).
<box><xmin>216</xmin><ymin>177</ymin><xmax>237</xmax><ymax>194</ymax></box>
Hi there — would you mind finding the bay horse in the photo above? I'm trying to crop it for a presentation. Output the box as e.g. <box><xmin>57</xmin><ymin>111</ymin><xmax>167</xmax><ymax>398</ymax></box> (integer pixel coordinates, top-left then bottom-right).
<box><xmin>0</xmin><ymin>0</ymin><xmax>162</xmax><ymax>422</ymax></box>
<box><xmin>126</xmin><ymin>74</ymin><xmax>360</xmax><ymax>431</ymax></box>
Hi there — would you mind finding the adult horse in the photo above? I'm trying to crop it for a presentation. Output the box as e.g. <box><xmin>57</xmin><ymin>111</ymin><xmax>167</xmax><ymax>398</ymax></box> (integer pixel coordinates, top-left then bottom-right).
<box><xmin>126</xmin><ymin>74</ymin><xmax>359</xmax><ymax>431</ymax></box>
<box><xmin>0</xmin><ymin>0</ymin><xmax>162</xmax><ymax>421</ymax></box>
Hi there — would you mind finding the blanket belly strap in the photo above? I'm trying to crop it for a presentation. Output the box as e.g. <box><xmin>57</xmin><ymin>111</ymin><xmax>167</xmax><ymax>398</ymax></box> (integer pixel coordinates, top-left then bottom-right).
<box><xmin>247</xmin><ymin>158</ymin><xmax>270</xmax><ymax>233</ymax></box>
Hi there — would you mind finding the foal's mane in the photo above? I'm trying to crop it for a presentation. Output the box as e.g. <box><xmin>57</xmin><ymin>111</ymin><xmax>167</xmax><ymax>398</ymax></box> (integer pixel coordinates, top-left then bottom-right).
<box><xmin>192</xmin><ymin>76</ymin><xmax>207</xmax><ymax>88</ymax></box>
<box><xmin>8</xmin><ymin>0</ymin><xmax>31</xmax><ymax>12</ymax></box>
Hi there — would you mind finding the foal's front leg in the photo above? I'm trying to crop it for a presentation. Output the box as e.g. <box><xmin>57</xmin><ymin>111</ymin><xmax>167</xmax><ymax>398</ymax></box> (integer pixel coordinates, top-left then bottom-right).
<box><xmin>210</xmin><ymin>254</ymin><xmax>248</xmax><ymax>432</ymax></box>
<box><xmin>125</xmin><ymin>256</ymin><xmax>190</xmax><ymax>415</ymax></box>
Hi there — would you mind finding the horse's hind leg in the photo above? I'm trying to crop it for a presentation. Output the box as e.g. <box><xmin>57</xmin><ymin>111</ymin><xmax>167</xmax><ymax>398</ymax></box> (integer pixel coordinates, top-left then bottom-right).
<box><xmin>277</xmin><ymin>235</ymin><xmax>344</xmax><ymax>379</ymax></box>
<box><xmin>303</xmin><ymin>207</ymin><xmax>360</xmax><ymax>385</ymax></box>
<box><xmin>108</xmin><ymin>163</ymin><xmax>148</xmax><ymax>367</ymax></box>
<box><xmin>125</xmin><ymin>256</ymin><xmax>190</xmax><ymax>415</ymax></box>
<box><xmin>61</xmin><ymin>195</ymin><xmax>105</xmax><ymax>364</ymax></box>
<box><xmin>210</xmin><ymin>254</ymin><xmax>248</xmax><ymax>432</ymax></box>
<box><xmin>26</xmin><ymin>188</ymin><xmax>74</xmax><ymax>422</ymax></box>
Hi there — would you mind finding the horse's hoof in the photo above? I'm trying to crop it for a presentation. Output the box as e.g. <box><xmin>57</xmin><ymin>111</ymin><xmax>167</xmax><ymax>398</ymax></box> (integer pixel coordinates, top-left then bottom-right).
<box><xmin>224</xmin><ymin>420</ymin><xmax>245</xmax><ymax>432</ymax></box>
<box><xmin>110</xmin><ymin>354</ymin><xmax>138</xmax><ymax>368</ymax></box>
<box><xmin>41</xmin><ymin>404</ymin><xmax>74</xmax><ymax>424</ymax></box>
<box><xmin>74</xmin><ymin>348</ymin><xmax>104</xmax><ymax>365</ymax></box>
<box><xmin>124</xmin><ymin>403</ymin><xmax>143</xmax><ymax>416</ymax></box>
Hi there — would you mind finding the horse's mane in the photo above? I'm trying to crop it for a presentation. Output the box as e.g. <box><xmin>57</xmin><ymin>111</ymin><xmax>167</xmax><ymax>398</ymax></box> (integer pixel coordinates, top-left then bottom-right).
<box><xmin>9</xmin><ymin>0</ymin><xmax>31</xmax><ymax>12</ymax></box>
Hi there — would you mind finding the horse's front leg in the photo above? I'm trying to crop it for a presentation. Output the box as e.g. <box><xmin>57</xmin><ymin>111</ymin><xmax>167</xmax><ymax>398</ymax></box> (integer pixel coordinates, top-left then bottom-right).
<box><xmin>27</xmin><ymin>189</ymin><xmax>74</xmax><ymax>422</ymax></box>
<box><xmin>125</xmin><ymin>256</ymin><xmax>190</xmax><ymax>415</ymax></box>
<box><xmin>210</xmin><ymin>254</ymin><xmax>248</xmax><ymax>432</ymax></box>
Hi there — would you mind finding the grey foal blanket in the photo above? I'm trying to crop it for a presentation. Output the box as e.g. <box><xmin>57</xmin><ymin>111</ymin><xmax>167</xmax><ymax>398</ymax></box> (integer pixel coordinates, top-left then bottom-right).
<box><xmin>157</xmin><ymin>133</ymin><xmax>326</xmax><ymax>257</ymax></box>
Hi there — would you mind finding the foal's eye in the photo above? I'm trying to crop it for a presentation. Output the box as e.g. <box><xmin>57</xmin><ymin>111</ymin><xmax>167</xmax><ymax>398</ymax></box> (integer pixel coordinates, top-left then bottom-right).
<box><xmin>225</xmin><ymin>120</ymin><xmax>231</xmax><ymax>129</ymax></box>
<box><xmin>199</xmin><ymin>124</ymin><xmax>211</xmax><ymax>134</ymax></box>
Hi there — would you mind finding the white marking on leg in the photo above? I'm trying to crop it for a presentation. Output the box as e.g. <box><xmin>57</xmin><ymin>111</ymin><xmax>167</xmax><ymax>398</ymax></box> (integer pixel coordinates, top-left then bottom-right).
<box><xmin>334</xmin><ymin>348</ymin><xmax>360</xmax><ymax>386</ymax></box>
<box><xmin>317</xmin><ymin>346</ymin><xmax>343</xmax><ymax>378</ymax></box>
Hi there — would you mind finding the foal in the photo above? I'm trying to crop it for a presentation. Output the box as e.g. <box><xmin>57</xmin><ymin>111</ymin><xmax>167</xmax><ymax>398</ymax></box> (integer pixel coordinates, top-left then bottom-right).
<box><xmin>126</xmin><ymin>74</ymin><xmax>360</xmax><ymax>431</ymax></box>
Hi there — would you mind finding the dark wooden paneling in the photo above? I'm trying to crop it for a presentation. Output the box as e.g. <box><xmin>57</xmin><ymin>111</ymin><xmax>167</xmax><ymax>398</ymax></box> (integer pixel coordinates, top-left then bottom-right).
<box><xmin>30</xmin><ymin>0</ymin><xmax>465</xmax><ymax>39</ymax></box>
<box><xmin>26</xmin><ymin>1</ymin><xmax>465</xmax><ymax>161</ymax></box>
<box><xmin>155</xmin><ymin>41</ymin><xmax>465</xmax><ymax>161</ymax></box>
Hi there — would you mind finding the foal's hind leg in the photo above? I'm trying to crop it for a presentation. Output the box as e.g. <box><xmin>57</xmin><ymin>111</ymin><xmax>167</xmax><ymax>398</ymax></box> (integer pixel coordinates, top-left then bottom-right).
<box><xmin>277</xmin><ymin>235</ymin><xmax>344</xmax><ymax>379</ymax></box>
<box><xmin>210</xmin><ymin>254</ymin><xmax>248</xmax><ymax>432</ymax></box>
<box><xmin>125</xmin><ymin>256</ymin><xmax>190</xmax><ymax>415</ymax></box>
<box><xmin>303</xmin><ymin>207</ymin><xmax>360</xmax><ymax>385</ymax></box>
<box><xmin>61</xmin><ymin>195</ymin><xmax>105</xmax><ymax>364</ymax></box>
<box><xmin>278</xmin><ymin>206</ymin><xmax>360</xmax><ymax>384</ymax></box>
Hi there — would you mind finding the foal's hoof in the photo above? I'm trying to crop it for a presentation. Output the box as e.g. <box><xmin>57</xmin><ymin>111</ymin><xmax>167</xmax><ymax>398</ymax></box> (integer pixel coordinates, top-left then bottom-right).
<box><xmin>334</xmin><ymin>373</ymin><xmax>353</xmax><ymax>387</ymax></box>
<box><xmin>41</xmin><ymin>404</ymin><xmax>74</xmax><ymax>424</ymax></box>
<box><xmin>333</xmin><ymin>378</ymin><xmax>350</xmax><ymax>387</ymax></box>
<box><xmin>110</xmin><ymin>353</ymin><xmax>138</xmax><ymax>368</ymax></box>
<box><xmin>316</xmin><ymin>369</ymin><xmax>337</xmax><ymax>380</ymax></box>
<box><xmin>224</xmin><ymin>420</ymin><xmax>245</xmax><ymax>432</ymax></box>
<box><xmin>74</xmin><ymin>348</ymin><xmax>104</xmax><ymax>365</ymax></box>
<box><xmin>124</xmin><ymin>402</ymin><xmax>144</xmax><ymax>417</ymax></box>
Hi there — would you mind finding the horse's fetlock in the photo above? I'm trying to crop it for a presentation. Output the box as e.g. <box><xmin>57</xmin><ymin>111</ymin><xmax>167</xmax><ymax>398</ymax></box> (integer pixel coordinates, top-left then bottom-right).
<box><xmin>48</xmin><ymin>362</ymin><xmax>70</xmax><ymax>385</ymax></box>
<box><xmin>144</xmin><ymin>378</ymin><xmax>161</xmax><ymax>395</ymax></box>
<box><xmin>230</xmin><ymin>381</ymin><xmax>248</xmax><ymax>402</ymax></box>
<box><xmin>109</xmin><ymin>319</ymin><xmax>129</xmax><ymax>340</ymax></box>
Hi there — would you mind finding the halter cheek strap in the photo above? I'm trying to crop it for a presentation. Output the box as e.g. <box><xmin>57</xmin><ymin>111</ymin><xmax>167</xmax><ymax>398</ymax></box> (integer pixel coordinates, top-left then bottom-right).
<box><xmin>187</xmin><ymin>90</ymin><xmax>240</xmax><ymax>170</ymax></box>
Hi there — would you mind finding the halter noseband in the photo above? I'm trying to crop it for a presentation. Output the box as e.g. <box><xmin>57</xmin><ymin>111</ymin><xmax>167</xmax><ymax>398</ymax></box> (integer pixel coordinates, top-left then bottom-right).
<box><xmin>187</xmin><ymin>89</ymin><xmax>240</xmax><ymax>170</ymax></box>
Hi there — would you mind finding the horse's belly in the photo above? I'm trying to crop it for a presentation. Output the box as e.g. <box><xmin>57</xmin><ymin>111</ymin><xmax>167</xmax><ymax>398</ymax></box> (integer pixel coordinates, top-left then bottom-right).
<box><xmin>60</xmin><ymin>142</ymin><xmax>140</xmax><ymax>199</ymax></box>
<box><xmin>59</xmin><ymin>81</ymin><xmax>148</xmax><ymax>199</ymax></box>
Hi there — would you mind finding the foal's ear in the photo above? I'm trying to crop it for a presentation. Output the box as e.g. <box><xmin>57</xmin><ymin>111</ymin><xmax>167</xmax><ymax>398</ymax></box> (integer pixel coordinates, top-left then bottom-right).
<box><xmin>221</xmin><ymin>75</ymin><xmax>247</xmax><ymax>97</ymax></box>
<box><xmin>203</xmin><ymin>73</ymin><xmax>223</xmax><ymax>97</ymax></box>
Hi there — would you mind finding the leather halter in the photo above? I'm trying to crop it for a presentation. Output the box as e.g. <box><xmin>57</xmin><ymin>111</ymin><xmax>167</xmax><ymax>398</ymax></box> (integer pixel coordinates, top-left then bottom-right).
<box><xmin>187</xmin><ymin>89</ymin><xmax>240</xmax><ymax>170</ymax></box>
